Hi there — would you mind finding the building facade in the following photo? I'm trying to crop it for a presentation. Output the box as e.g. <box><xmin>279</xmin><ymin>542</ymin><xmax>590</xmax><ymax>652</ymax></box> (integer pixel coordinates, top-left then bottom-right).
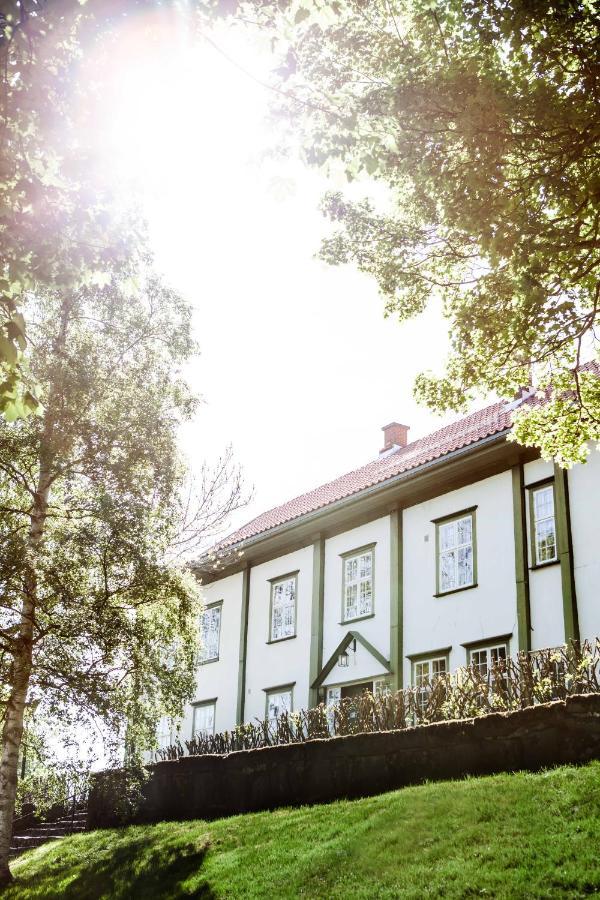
<box><xmin>167</xmin><ymin>396</ymin><xmax>600</xmax><ymax>745</ymax></box>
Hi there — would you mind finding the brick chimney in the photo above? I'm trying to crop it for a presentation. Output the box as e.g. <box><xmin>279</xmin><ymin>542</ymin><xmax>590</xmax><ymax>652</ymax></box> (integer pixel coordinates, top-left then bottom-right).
<box><xmin>380</xmin><ymin>422</ymin><xmax>409</xmax><ymax>455</ymax></box>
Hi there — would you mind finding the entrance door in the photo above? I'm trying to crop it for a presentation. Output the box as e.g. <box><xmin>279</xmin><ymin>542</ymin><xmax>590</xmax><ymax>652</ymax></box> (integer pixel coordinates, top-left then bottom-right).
<box><xmin>341</xmin><ymin>681</ymin><xmax>373</xmax><ymax>700</ymax></box>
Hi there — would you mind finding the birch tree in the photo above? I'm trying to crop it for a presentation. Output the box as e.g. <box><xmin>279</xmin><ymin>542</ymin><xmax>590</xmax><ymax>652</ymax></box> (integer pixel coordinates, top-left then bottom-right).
<box><xmin>0</xmin><ymin>272</ymin><xmax>241</xmax><ymax>885</ymax></box>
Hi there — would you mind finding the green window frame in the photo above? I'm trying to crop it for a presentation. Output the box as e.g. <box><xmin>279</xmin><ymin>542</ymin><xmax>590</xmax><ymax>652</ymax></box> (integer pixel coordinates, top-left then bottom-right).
<box><xmin>191</xmin><ymin>699</ymin><xmax>216</xmax><ymax>739</ymax></box>
<box><xmin>264</xmin><ymin>683</ymin><xmax>295</xmax><ymax>721</ymax></box>
<box><xmin>433</xmin><ymin>507</ymin><xmax>478</xmax><ymax>597</ymax></box>
<box><xmin>340</xmin><ymin>543</ymin><xmax>376</xmax><ymax>623</ymax></box>
<box><xmin>198</xmin><ymin>600</ymin><xmax>222</xmax><ymax>664</ymax></box>
<box><xmin>527</xmin><ymin>479</ymin><xmax>558</xmax><ymax>568</ymax></box>
<box><xmin>268</xmin><ymin>571</ymin><xmax>299</xmax><ymax>643</ymax></box>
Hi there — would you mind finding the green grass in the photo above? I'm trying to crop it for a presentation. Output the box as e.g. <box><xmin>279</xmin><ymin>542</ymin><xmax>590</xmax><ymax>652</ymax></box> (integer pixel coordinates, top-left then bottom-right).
<box><xmin>6</xmin><ymin>762</ymin><xmax>600</xmax><ymax>899</ymax></box>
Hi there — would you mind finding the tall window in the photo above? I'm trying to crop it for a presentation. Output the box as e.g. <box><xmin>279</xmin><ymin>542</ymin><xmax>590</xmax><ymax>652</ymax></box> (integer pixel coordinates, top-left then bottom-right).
<box><xmin>157</xmin><ymin>716</ymin><xmax>175</xmax><ymax>750</ymax></box>
<box><xmin>437</xmin><ymin>511</ymin><xmax>475</xmax><ymax>594</ymax></box>
<box><xmin>270</xmin><ymin>574</ymin><xmax>297</xmax><ymax>641</ymax></box>
<box><xmin>342</xmin><ymin>546</ymin><xmax>374</xmax><ymax>621</ymax></box>
<box><xmin>413</xmin><ymin>656</ymin><xmax>447</xmax><ymax>712</ymax></box>
<box><xmin>198</xmin><ymin>603</ymin><xmax>221</xmax><ymax>663</ymax></box>
<box><xmin>531</xmin><ymin>484</ymin><xmax>557</xmax><ymax>565</ymax></box>
<box><xmin>192</xmin><ymin>701</ymin><xmax>215</xmax><ymax>739</ymax></box>
<box><xmin>266</xmin><ymin>686</ymin><xmax>293</xmax><ymax>722</ymax></box>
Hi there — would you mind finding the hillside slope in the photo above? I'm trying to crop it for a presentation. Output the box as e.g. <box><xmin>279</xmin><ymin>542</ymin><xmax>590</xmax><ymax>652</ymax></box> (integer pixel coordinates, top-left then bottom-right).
<box><xmin>7</xmin><ymin>761</ymin><xmax>600</xmax><ymax>899</ymax></box>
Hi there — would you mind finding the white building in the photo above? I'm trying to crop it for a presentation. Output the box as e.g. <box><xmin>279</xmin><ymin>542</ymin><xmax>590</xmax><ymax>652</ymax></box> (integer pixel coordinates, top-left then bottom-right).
<box><xmin>171</xmin><ymin>393</ymin><xmax>600</xmax><ymax>744</ymax></box>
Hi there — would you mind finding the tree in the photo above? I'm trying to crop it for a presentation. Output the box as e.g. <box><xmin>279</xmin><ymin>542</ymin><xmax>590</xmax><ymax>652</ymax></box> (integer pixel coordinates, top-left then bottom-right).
<box><xmin>0</xmin><ymin>271</ymin><xmax>242</xmax><ymax>885</ymax></box>
<box><xmin>242</xmin><ymin>0</ymin><xmax>600</xmax><ymax>464</ymax></box>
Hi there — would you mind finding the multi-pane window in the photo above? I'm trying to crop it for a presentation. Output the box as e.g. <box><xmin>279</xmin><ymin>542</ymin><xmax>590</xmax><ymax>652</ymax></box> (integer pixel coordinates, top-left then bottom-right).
<box><xmin>343</xmin><ymin>548</ymin><xmax>374</xmax><ymax>621</ymax></box>
<box><xmin>374</xmin><ymin>678</ymin><xmax>392</xmax><ymax>698</ymax></box>
<box><xmin>157</xmin><ymin>716</ymin><xmax>175</xmax><ymax>750</ymax></box>
<box><xmin>437</xmin><ymin>512</ymin><xmax>475</xmax><ymax>593</ymax></box>
<box><xmin>198</xmin><ymin>604</ymin><xmax>221</xmax><ymax>663</ymax></box>
<box><xmin>192</xmin><ymin>701</ymin><xmax>215</xmax><ymax>739</ymax></box>
<box><xmin>470</xmin><ymin>644</ymin><xmax>508</xmax><ymax>678</ymax></box>
<box><xmin>531</xmin><ymin>485</ymin><xmax>557</xmax><ymax>565</ymax></box>
<box><xmin>270</xmin><ymin>575</ymin><xmax>296</xmax><ymax>641</ymax></box>
<box><xmin>413</xmin><ymin>657</ymin><xmax>447</xmax><ymax>711</ymax></box>
<box><xmin>266</xmin><ymin>687</ymin><xmax>293</xmax><ymax>722</ymax></box>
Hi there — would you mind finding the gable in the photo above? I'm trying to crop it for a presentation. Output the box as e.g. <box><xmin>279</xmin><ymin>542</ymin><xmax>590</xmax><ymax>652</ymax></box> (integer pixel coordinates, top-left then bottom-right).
<box><xmin>313</xmin><ymin>631</ymin><xmax>391</xmax><ymax>689</ymax></box>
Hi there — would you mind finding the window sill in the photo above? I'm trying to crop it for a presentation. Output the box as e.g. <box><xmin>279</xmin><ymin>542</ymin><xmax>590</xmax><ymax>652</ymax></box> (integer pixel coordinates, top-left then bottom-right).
<box><xmin>197</xmin><ymin>656</ymin><xmax>219</xmax><ymax>666</ymax></box>
<box><xmin>434</xmin><ymin>583</ymin><xmax>478</xmax><ymax>599</ymax></box>
<box><xmin>530</xmin><ymin>559</ymin><xmax>560</xmax><ymax>571</ymax></box>
<box><xmin>339</xmin><ymin>612</ymin><xmax>375</xmax><ymax>625</ymax></box>
<box><xmin>266</xmin><ymin>634</ymin><xmax>296</xmax><ymax>645</ymax></box>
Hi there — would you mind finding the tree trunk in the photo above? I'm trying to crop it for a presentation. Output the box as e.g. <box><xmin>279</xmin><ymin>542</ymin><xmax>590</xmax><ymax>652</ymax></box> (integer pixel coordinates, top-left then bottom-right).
<box><xmin>0</xmin><ymin>474</ymin><xmax>51</xmax><ymax>884</ymax></box>
<box><xmin>0</xmin><ymin>302</ymin><xmax>68</xmax><ymax>886</ymax></box>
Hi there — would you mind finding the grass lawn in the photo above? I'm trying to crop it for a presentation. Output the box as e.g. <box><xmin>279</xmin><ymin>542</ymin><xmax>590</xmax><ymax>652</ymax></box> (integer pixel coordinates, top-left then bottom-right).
<box><xmin>6</xmin><ymin>761</ymin><xmax>600</xmax><ymax>899</ymax></box>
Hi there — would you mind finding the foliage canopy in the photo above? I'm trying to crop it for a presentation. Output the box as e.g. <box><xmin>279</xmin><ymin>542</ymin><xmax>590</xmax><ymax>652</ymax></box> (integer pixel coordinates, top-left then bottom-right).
<box><xmin>244</xmin><ymin>0</ymin><xmax>600</xmax><ymax>464</ymax></box>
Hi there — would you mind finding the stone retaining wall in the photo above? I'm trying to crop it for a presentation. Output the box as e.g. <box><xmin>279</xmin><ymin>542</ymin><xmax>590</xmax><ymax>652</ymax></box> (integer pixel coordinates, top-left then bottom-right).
<box><xmin>87</xmin><ymin>693</ymin><xmax>600</xmax><ymax>828</ymax></box>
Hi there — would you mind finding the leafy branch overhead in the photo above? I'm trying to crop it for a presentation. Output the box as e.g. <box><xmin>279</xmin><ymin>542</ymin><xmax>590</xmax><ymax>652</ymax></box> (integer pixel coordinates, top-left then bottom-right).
<box><xmin>243</xmin><ymin>0</ymin><xmax>600</xmax><ymax>464</ymax></box>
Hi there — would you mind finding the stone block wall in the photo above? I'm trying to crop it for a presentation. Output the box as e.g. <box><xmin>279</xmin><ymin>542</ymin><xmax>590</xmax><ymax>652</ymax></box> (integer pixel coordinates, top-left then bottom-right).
<box><xmin>87</xmin><ymin>693</ymin><xmax>600</xmax><ymax>828</ymax></box>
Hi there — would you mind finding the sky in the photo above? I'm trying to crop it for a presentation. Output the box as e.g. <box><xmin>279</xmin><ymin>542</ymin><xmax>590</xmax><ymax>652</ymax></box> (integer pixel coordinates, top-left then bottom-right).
<box><xmin>88</xmin><ymin>13</ymin><xmax>453</xmax><ymax>539</ymax></box>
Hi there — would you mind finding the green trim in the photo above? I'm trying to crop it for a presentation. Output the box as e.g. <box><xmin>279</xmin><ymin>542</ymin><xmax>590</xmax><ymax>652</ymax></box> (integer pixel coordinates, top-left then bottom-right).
<box><xmin>266</xmin><ymin>635</ymin><xmax>296</xmax><ymax>645</ymax></box>
<box><xmin>434</xmin><ymin>508</ymin><xmax>477</xmax><ymax>596</ymax></box>
<box><xmin>337</xmin><ymin>612</ymin><xmax>375</xmax><ymax>625</ymax></box>
<box><xmin>410</xmin><ymin>651</ymin><xmax>450</xmax><ymax>685</ymax></box>
<box><xmin>389</xmin><ymin>508</ymin><xmax>403</xmax><ymax>690</ymax></box>
<box><xmin>433</xmin><ymin>583</ymin><xmax>478</xmax><ymax>599</ymax></box>
<box><xmin>406</xmin><ymin>645</ymin><xmax>452</xmax><ymax>662</ymax></box>
<box><xmin>268</xmin><ymin>569</ymin><xmax>300</xmax><ymax>583</ymax></box>
<box><xmin>530</xmin><ymin>559</ymin><xmax>560</xmax><ymax>571</ymax></box>
<box><xmin>466</xmin><ymin>640</ymin><xmax>509</xmax><ymax>666</ymax></box>
<box><xmin>264</xmin><ymin>683</ymin><xmax>295</xmax><ymax>719</ymax></box>
<box><xmin>268</xmin><ymin>571</ymin><xmax>298</xmax><ymax>642</ymax></box>
<box><xmin>340</xmin><ymin>543</ymin><xmax>376</xmax><ymax>624</ymax></box>
<box><xmin>431</xmin><ymin>505</ymin><xmax>478</xmax><ymax>525</ymax></box>
<box><xmin>311</xmin><ymin>630</ymin><xmax>391</xmax><ymax>690</ymax></box>
<box><xmin>512</xmin><ymin>464</ymin><xmax>531</xmax><ymax>652</ymax></box>
<box><xmin>528</xmin><ymin>480</ymin><xmax>558</xmax><ymax>568</ymax></box>
<box><xmin>554</xmin><ymin>464</ymin><xmax>580</xmax><ymax>643</ymax></box>
<box><xmin>309</xmin><ymin>536</ymin><xmax>325</xmax><ymax>707</ymax></box>
<box><xmin>236</xmin><ymin>566</ymin><xmax>250</xmax><ymax>726</ymax></box>
<box><xmin>461</xmin><ymin>633</ymin><xmax>512</xmax><ymax>650</ymax></box>
<box><xmin>524</xmin><ymin>476</ymin><xmax>555</xmax><ymax>491</ymax></box>
<box><xmin>339</xmin><ymin>542</ymin><xmax>377</xmax><ymax>559</ymax></box>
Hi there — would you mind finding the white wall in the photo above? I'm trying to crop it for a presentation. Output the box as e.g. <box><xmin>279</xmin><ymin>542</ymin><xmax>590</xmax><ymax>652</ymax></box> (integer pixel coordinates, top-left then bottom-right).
<box><xmin>243</xmin><ymin>544</ymin><xmax>314</xmax><ymax>723</ymax></box>
<box><xmin>568</xmin><ymin>445</ymin><xmax>600</xmax><ymax>644</ymax></box>
<box><xmin>524</xmin><ymin>458</ymin><xmax>565</xmax><ymax>650</ymax></box>
<box><xmin>322</xmin><ymin>516</ymin><xmax>391</xmax><ymax>685</ymax></box>
<box><xmin>181</xmin><ymin>570</ymin><xmax>243</xmax><ymax>738</ymax></box>
<box><xmin>402</xmin><ymin>470</ymin><xmax>517</xmax><ymax>684</ymax></box>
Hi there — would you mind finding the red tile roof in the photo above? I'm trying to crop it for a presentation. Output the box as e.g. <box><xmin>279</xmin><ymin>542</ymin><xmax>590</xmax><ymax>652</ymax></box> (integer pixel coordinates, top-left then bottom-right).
<box><xmin>215</xmin><ymin>398</ymin><xmax>519</xmax><ymax>551</ymax></box>
<box><xmin>206</xmin><ymin>361</ymin><xmax>599</xmax><ymax>558</ymax></box>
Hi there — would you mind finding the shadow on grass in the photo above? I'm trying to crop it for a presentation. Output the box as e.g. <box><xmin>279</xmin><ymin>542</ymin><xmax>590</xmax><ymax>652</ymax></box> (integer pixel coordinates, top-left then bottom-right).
<box><xmin>12</xmin><ymin>834</ymin><xmax>215</xmax><ymax>900</ymax></box>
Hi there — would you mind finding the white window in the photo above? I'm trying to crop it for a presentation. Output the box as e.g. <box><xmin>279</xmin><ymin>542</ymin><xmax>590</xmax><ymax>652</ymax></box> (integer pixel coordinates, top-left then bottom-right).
<box><xmin>266</xmin><ymin>687</ymin><xmax>293</xmax><ymax>722</ymax></box>
<box><xmin>192</xmin><ymin>701</ymin><xmax>215</xmax><ymax>739</ymax></box>
<box><xmin>343</xmin><ymin>548</ymin><xmax>373</xmax><ymax>621</ymax></box>
<box><xmin>374</xmin><ymin>678</ymin><xmax>392</xmax><ymax>698</ymax></box>
<box><xmin>532</xmin><ymin>485</ymin><xmax>557</xmax><ymax>565</ymax></box>
<box><xmin>270</xmin><ymin>575</ymin><xmax>296</xmax><ymax>641</ymax></box>
<box><xmin>198</xmin><ymin>604</ymin><xmax>221</xmax><ymax>663</ymax></box>
<box><xmin>413</xmin><ymin>657</ymin><xmax>447</xmax><ymax>711</ymax></box>
<box><xmin>326</xmin><ymin>686</ymin><xmax>342</xmax><ymax>706</ymax></box>
<box><xmin>157</xmin><ymin>716</ymin><xmax>175</xmax><ymax>750</ymax></box>
<box><xmin>470</xmin><ymin>644</ymin><xmax>508</xmax><ymax>678</ymax></box>
<box><xmin>438</xmin><ymin>513</ymin><xmax>474</xmax><ymax>593</ymax></box>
